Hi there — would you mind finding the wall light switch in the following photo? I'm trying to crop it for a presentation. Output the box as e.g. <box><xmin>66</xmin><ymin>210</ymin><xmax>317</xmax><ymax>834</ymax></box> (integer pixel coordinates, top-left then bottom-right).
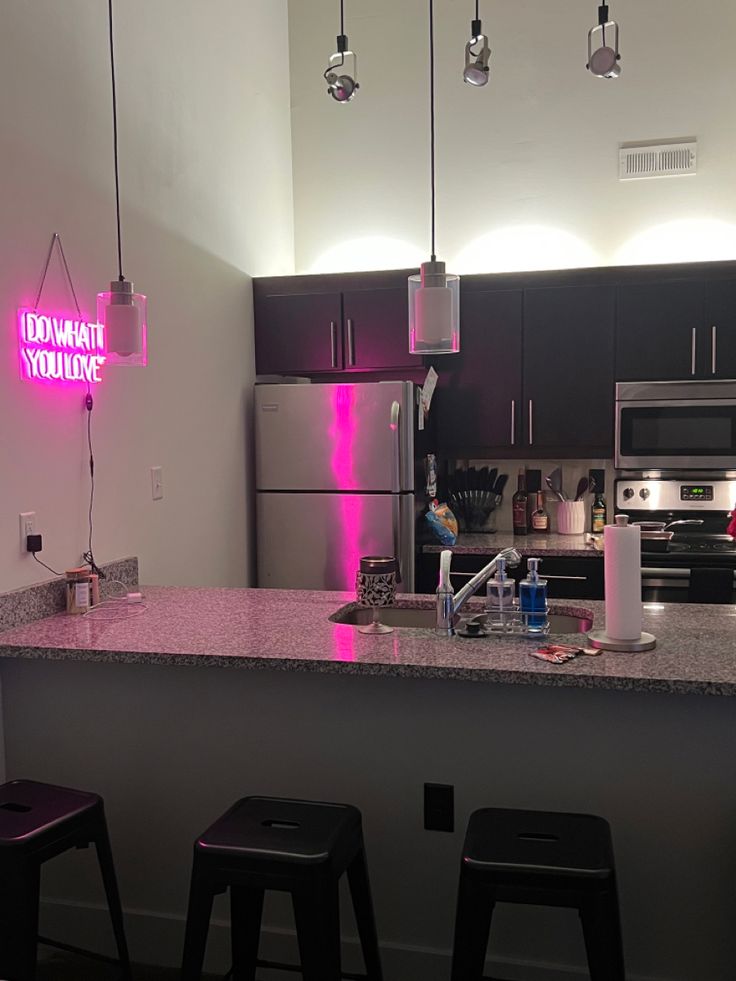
<box><xmin>151</xmin><ymin>467</ymin><xmax>164</xmax><ymax>501</ymax></box>
<box><xmin>19</xmin><ymin>512</ymin><xmax>37</xmax><ymax>553</ymax></box>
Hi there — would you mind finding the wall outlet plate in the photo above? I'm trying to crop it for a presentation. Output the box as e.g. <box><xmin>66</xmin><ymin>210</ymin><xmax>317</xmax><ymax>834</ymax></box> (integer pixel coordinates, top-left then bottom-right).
<box><xmin>19</xmin><ymin>512</ymin><xmax>36</xmax><ymax>553</ymax></box>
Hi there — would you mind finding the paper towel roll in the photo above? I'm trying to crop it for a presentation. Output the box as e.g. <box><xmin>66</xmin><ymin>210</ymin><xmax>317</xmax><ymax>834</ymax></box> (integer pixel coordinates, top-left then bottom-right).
<box><xmin>603</xmin><ymin>514</ymin><xmax>642</xmax><ymax>641</ymax></box>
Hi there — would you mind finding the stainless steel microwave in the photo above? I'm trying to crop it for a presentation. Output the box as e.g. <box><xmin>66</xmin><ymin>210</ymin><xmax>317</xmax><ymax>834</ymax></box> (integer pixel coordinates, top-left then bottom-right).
<box><xmin>615</xmin><ymin>380</ymin><xmax>736</xmax><ymax>470</ymax></box>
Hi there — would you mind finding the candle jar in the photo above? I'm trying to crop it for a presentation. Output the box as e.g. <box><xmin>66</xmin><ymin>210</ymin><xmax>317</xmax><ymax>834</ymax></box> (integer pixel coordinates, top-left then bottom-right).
<box><xmin>355</xmin><ymin>556</ymin><xmax>397</xmax><ymax>634</ymax></box>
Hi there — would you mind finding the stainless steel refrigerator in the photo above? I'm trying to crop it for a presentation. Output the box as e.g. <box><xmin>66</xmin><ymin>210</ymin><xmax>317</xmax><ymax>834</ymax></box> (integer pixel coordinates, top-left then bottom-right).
<box><xmin>255</xmin><ymin>381</ymin><xmax>418</xmax><ymax>591</ymax></box>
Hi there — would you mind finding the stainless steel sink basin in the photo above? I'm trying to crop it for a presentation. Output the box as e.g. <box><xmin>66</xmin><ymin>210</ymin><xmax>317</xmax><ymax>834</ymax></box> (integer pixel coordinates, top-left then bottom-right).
<box><xmin>330</xmin><ymin>605</ymin><xmax>593</xmax><ymax>634</ymax></box>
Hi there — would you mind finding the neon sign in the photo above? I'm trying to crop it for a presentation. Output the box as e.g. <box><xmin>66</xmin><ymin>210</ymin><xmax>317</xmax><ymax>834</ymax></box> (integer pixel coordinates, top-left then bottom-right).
<box><xmin>18</xmin><ymin>309</ymin><xmax>106</xmax><ymax>384</ymax></box>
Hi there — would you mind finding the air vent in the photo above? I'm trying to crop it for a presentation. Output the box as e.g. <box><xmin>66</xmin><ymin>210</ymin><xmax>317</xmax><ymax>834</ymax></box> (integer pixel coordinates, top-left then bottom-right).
<box><xmin>619</xmin><ymin>141</ymin><xmax>697</xmax><ymax>181</ymax></box>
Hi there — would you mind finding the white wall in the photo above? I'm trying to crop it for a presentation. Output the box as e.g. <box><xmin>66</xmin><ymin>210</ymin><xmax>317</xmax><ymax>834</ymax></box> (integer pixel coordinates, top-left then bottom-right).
<box><xmin>288</xmin><ymin>0</ymin><xmax>736</xmax><ymax>274</ymax></box>
<box><xmin>0</xmin><ymin>0</ymin><xmax>294</xmax><ymax>593</ymax></box>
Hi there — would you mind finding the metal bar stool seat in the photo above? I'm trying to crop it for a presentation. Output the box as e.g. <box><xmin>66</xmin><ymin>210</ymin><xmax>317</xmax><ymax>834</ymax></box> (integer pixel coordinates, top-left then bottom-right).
<box><xmin>0</xmin><ymin>779</ymin><xmax>130</xmax><ymax>981</ymax></box>
<box><xmin>181</xmin><ymin>796</ymin><xmax>383</xmax><ymax>981</ymax></box>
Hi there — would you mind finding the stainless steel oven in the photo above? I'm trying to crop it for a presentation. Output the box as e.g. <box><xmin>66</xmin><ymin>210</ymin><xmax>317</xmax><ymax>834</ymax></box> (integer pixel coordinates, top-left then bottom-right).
<box><xmin>615</xmin><ymin>380</ymin><xmax>736</xmax><ymax>470</ymax></box>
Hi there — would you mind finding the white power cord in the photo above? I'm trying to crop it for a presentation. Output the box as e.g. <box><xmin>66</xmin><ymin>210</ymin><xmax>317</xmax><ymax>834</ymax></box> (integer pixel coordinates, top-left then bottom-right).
<box><xmin>83</xmin><ymin>581</ymin><xmax>147</xmax><ymax>622</ymax></box>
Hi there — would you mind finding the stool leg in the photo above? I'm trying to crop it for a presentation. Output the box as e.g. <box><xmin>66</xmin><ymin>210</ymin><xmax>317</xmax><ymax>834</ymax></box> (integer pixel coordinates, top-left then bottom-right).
<box><xmin>0</xmin><ymin>860</ymin><xmax>40</xmax><ymax>981</ymax></box>
<box><xmin>579</xmin><ymin>888</ymin><xmax>626</xmax><ymax>981</ymax></box>
<box><xmin>292</xmin><ymin>880</ymin><xmax>341</xmax><ymax>981</ymax></box>
<box><xmin>230</xmin><ymin>886</ymin><xmax>264</xmax><ymax>981</ymax></box>
<box><xmin>450</xmin><ymin>871</ymin><xmax>495</xmax><ymax>981</ymax></box>
<box><xmin>93</xmin><ymin>820</ymin><xmax>131</xmax><ymax>979</ymax></box>
<box><xmin>347</xmin><ymin>846</ymin><xmax>383</xmax><ymax>981</ymax></box>
<box><xmin>181</xmin><ymin>865</ymin><xmax>217</xmax><ymax>981</ymax></box>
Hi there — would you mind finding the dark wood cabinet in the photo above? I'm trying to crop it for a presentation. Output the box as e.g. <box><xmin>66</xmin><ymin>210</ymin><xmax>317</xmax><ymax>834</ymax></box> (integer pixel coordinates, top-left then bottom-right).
<box><xmin>523</xmin><ymin>285</ymin><xmax>616</xmax><ymax>454</ymax></box>
<box><xmin>706</xmin><ymin>280</ymin><xmax>736</xmax><ymax>379</ymax></box>
<box><xmin>255</xmin><ymin>292</ymin><xmax>342</xmax><ymax>374</ymax></box>
<box><xmin>342</xmin><ymin>288</ymin><xmax>422</xmax><ymax>370</ymax></box>
<box><xmin>616</xmin><ymin>281</ymin><xmax>706</xmax><ymax>381</ymax></box>
<box><xmin>436</xmin><ymin>290</ymin><xmax>523</xmax><ymax>454</ymax></box>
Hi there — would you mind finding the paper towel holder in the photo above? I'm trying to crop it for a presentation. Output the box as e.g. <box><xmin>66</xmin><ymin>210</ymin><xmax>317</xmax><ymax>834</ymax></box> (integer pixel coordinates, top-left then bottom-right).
<box><xmin>588</xmin><ymin>630</ymin><xmax>656</xmax><ymax>652</ymax></box>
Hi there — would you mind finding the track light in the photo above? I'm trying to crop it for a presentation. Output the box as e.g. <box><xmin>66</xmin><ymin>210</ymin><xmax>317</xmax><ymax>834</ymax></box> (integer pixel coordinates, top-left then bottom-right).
<box><xmin>464</xmin><ymin>17</ymin><xmax>490</xmax><ymax>86</ymax></box>
<box><xmin>587</xmin><ymin>2</ymin><xmax>621</xmax><ymax>78</ymax></box>
<box><xmin>324</xmin><ymin>0</ymin><xmax>359</xmax><ymax>103</ymax></box>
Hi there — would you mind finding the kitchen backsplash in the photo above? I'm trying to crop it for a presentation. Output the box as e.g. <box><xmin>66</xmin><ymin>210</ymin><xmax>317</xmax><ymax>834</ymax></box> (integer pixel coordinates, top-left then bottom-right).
<box><xmin>453</xmin><ymin>459</ymin><xmax>615</xmax><ymax>534</ymax></box>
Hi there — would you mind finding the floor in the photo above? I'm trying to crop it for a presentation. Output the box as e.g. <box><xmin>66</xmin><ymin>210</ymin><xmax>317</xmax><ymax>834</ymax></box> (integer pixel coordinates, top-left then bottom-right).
<box><xmin>37</xmin><ymin>951</ymin><xmax>222</xmax><ymax>980</ymax></box>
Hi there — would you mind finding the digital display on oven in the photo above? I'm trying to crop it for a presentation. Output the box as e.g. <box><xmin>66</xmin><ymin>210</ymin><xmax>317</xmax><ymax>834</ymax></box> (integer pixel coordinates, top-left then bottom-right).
<box><xmin>680</xmin><ymin>485</ymin><xmax>714</xmax><ymax>501</ymax></box>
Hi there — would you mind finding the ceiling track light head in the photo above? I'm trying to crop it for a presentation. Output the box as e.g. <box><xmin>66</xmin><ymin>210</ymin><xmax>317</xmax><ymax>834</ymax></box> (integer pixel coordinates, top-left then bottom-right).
<box><xmin>464</xmin><ymin>28</ymin><xmax>491</xmax><ymax>86</ymax></box>
<box><xmin>587</xmin><ymin>4</ymin><xmax>621</xmax><ymax>78</ymax></box>
<box><xmin>324</xmin><ymin>36</ymin><xmax>359</xmax><ymax>102</ymax></box>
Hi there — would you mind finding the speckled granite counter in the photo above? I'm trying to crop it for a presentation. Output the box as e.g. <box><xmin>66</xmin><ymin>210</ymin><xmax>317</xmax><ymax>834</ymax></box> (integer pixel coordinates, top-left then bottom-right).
<box><xmin>0</xmin><ymin>586</ymin><xmax>734</xmax><ymax>696</ymax></box>
<box><xmin>424</xmin><ymin>532</ymin><xmax>601</xmax><ymax>558</ymax></box>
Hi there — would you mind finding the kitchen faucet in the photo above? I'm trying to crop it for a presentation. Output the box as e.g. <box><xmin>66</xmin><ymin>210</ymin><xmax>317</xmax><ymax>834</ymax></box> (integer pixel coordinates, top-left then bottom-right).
<box><xmin>436</xmin><ymin>547</ymin><xmax>522</xmax><ymax>636</ymax></box>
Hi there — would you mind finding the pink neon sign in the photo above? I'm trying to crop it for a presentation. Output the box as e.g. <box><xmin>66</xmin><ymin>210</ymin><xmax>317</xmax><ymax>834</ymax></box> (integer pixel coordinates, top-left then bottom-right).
<box><xmin>18</xmin><ymin>309</ymin><xmax>106</xmax><ymax>384</ymax></box>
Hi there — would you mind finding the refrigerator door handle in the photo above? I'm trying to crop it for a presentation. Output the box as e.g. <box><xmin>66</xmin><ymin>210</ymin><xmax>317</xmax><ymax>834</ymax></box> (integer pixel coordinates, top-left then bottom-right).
<box><xmin>392</xmin><ymin>495</ymin><xmax>403</xmax><ymax>584</ymax></box>
<box><xmin>390</xmin><ymin>401</ymin><xmax>401</xmax><ymax>493</ymax></box>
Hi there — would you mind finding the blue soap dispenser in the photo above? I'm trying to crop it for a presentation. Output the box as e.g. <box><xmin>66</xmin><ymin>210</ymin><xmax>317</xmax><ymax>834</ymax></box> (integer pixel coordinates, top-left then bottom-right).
<box><xmin>519</xmin><ymin>557</ymin><xmax>548</xmax><ymax>633</ymax></box>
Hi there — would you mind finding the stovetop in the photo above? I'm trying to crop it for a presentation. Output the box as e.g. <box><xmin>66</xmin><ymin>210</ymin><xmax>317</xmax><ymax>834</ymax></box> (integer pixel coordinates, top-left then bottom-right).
<box><xmin>665</xmin><ymin>537</ymin><xmax>736</xmax><ymax>555</ymax></box>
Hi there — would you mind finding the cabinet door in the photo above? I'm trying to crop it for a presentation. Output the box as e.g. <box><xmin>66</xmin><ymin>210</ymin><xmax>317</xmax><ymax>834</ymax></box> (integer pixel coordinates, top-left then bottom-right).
<box><xmin>706</xmin><ymin>280</ymin><xmax>736</xmax><ymax>379</ymax></box>
<box><xmin>342</xmin><ymin>288</ymin><xmax>422</xmax><ymax>370</ymax></box>
<box><xmin>437</xmin><ymin>290</ymin><xmax>523</xmax><ymax>453</ymax></box>
<box><xmin>523</xmin><ymin>285</ymin><xmax>615</xmax><ymax>454</ymax></box>
<box><xmin>616</xmin><ymin>281</ymin><xmax>705</xmax><ymax>381</ymax></box>
<box><xmin>255</xmin><ymin>292</ymin><xmax>342</xmax><ymax>375</ymax></box>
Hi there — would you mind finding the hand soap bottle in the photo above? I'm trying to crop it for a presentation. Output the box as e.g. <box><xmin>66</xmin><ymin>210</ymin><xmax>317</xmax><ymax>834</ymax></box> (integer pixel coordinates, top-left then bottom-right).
<box><xmin>519</xmin><ymin>557</ymin><xmax>548</xmax><ymax>633</ymax></box>
<box><xmin>486</xmin><ymin>557</ymin><xmax>515</xmax><ymax>629</ymax></box>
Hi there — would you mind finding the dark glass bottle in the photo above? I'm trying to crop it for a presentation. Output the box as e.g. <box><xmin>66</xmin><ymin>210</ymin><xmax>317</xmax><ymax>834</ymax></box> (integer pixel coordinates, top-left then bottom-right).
<box><xmin>591</xmin><ymin>491</ymin><xmax>607</xmax><ymax>533</ymax></box>
<box><xmin>512</xmin><ymin>468</ymin><xmax>529</xmax><ymax>536</ymax></box>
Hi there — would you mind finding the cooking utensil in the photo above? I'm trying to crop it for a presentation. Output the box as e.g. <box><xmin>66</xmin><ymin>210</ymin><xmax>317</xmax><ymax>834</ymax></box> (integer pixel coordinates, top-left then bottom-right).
<box><xmin>574</xmin><ymin>476</ymin><xmax>591</xmax><ymax>501</ymax></box>
<box><xmin>493</xmin><ymin>473</ymin><xmax>508</xmax><ymax>497</ymax></box>
<box><xmin>633</xmin><ymin>519</ymin><xmax>704</xmax><ymax>552</ymax></box>
<box><xmin>545</xmin><ymin>469</ymin><xmax>566</xmax><ymax>502</ymax></box>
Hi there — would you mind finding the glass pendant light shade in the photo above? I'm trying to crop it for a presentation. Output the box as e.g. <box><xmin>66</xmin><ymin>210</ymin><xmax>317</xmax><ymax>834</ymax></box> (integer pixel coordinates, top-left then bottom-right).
<box><xmin>409</xmin><ymin>260</ymin><xmax>460</xmax><ymax>354</ymax></box>
<box><xmin>98</xmin><ymin>279</ymin><xmax>147</xmax><ymax>366</ymax></box>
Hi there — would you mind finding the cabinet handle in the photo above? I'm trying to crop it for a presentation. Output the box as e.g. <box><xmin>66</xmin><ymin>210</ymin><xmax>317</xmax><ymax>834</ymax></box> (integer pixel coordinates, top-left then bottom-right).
<box><xmin>330</xmin><ymin>321</ymin><xmax>337</xmax><ymax>369</ymax></box>
<box><xmin>347</xmin><ymin>318</ymin><xmax>355</xmax><ymax>366</ymax></box>
<box><xmin>510</xmin><ymin>400</ymin><xmax>516</xmax><ymax>446</ymax></box>
<box><xmin>691</xmin><ymin>327</ymin><xmax>697</xmax><ymax>376</ymax></box>
<box><xmin>712</xmin><ymin>324</ymin><xmax>717</xmax><ymax>375</ymax></box>
<box><xmin>528</xmin><ymin>399</ymin><xmax>534</xmax><ymax>445</ymax></box>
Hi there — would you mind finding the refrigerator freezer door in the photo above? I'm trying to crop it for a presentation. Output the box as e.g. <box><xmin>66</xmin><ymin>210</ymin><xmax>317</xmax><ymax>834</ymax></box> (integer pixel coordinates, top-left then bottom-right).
<box><xmin>255</xmin><ymin>382</ymin><xmax>415</xmax><ymax>492</ymax></box>
<box><xmin>257</xmin><ymin>492</ymin><xmax>415</xmax><ymax>592</ymax></box>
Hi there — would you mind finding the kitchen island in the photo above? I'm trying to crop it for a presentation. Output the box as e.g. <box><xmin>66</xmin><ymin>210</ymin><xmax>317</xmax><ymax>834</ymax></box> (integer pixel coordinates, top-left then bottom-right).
<box><xmin>0</xmin><ymin>587</ymin><xmax>735</xmax><ymax>980</ymax></box>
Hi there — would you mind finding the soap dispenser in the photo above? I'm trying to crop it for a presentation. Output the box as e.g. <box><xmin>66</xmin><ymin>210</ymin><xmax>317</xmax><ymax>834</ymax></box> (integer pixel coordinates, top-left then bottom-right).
<box><xmin>519</xmin><ymin>557</ymin><xmax>548</xmax><ymax>633</ymax></box>
<box><xmin>486</xmin><ymin>557</ymin><xmax>515</xmax><ymax>629</ymax></box>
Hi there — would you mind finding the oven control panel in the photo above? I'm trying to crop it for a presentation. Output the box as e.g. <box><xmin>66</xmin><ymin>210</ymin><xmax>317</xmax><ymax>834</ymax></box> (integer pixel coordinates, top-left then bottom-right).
<box><xmin>615</xmin><ymin>479</ymin><xmax>734</xmax><ymax>511</ymax></box>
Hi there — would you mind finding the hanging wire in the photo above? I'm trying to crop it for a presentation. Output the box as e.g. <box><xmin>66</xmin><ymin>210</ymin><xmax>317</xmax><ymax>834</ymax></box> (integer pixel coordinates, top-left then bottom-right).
<box><xmin>475</xmin><ymin>0</ymin><xmax>480</xmax><ymax>21</ymax></box>
<box><xmin>340</xmin><ymin>0</ymin><xmax>345</xmax><ymax>37</ymax></box>
<box><xmin>429</xmin><ymin>0</ymin><xmax>437</xmax><ymax>260</ymax></box>
<box><xmin>108</xmin><ymin>0</ymin><xmax>125</xmax><ymax>282</ymax></box>
<box><xmin>33</xmin><ymin>233</ymin><xmax>83</xmax><ymax>319</ymax></box>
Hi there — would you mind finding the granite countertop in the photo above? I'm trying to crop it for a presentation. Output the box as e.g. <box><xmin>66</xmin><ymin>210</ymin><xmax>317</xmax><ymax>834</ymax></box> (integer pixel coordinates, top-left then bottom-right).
<box><xmin>0</xmin><ymin>586</ymin><xmax>735</xmax><ymax>696</ymax></box>
<box><xmin>423</xmin><ymin>533</ymin><xmax>601</xmax><ymax>558</ymax></box>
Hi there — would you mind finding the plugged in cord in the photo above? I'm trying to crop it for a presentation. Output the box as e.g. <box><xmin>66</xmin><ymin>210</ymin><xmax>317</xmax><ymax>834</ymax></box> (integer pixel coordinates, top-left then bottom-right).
<box><xmin>31</xmin><ymin>552</ymin><xmax>63</xmax><ymax>578</ymax></box>
<box><xmin>82</xmin><ymin>391</ymin><xmax>105</xmax><ymax>581</ymax></box>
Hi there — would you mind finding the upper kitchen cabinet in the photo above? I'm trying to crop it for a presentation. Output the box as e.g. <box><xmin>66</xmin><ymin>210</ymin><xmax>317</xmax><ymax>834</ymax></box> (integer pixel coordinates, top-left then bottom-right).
<box><xmin>523</xmin><ymin>285</ymin><xmax>616</xmax><ymax>455</ymax></box>
<box><xmin>342</xmin><ymin>288</ymin><xmax>422</xmax><ymax>370</ymax></box>
<box><xmin>616</xmin><ymin>281</ymin><xmax>706</xmax><ymax>381</ymax></box>
<box><xmin>706</xmin><ymin>279</ymin><xmax>736</xmax><ymax>379</ymax></box>
<box><xmin>435</xmin><ymin>290</ymin><xmax>523</xmax><ymax>454</ymax></box>
<box><xmin>255</xmin><ymin>291</ymin><xmax>343</xmax><ymax>374</ymax></box>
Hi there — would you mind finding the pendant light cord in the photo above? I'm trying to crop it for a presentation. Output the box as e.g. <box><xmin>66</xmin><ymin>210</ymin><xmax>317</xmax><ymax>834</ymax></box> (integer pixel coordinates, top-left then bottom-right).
<box><xmin>108</xmin><ymin>0</ymin><xmax>125</xmax><ymax>282</ymax></box>
<box><xmin>475</xmin><ymin>0</ymin><xmax>479</xmax><ymax>20</ymax></box>
<box><xmin>340</xmin><ymin>0</ymin><xmax>345</xmax><ymax>38</ymax></box>
<box><xmin>429</xmin><ymin>0</ymin><xmax>437</xmax><ymax>261</ymax></box>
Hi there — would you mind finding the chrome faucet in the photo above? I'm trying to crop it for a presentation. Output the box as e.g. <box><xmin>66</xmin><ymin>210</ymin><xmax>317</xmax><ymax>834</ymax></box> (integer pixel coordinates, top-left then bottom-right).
<box><xmin>436</xmin><ymin>547</ymin><xmax>522</xmax><ymax>636</ymax></box>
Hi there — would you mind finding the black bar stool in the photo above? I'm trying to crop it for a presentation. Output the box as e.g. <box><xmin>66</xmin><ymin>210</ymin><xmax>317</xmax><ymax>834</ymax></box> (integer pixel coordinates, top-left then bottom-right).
<box><xmin>181</xmin><ymin>796</ymin><xmax>383</xmax><ymax>981</ymax></box>
<box><xmin>0</xmin><ymin>779</ymin><xmax>130</xmax><ymax>981</ymax></box>
<box><xmin>451</xmin><ymin>807</ymin><xmax>625</xmax><ymax>981</ymax></box>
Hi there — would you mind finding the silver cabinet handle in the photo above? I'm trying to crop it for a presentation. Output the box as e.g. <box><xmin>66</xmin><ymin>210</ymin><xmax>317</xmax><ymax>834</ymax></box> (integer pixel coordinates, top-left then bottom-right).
<box><xmin>528</xmin><ymin>399</ymin><xmax>534</xmax><ymax>445</ymax></box>
<box><xmin>347</xmin><ymin>318</ymin><xmax>355</xmax><ymax>366</ymax></box>
<box><xmin>712</xmin><ymin>324</ymin><xmax>717</xmax><ymax>375</ymax></box>
<box><xmin>691</xmin><ymin>327</ymin><xmax>697</xmax><ymax>375</ymax></box>
<box><xmin>510</xmin><ymin>400</ymin><xmax>516</xmax><ymax>446</ymax></box>
<box><xmin>330</xmin><ymin>321</ymin><xmax>338</xmax><ymax>368</ymax></box>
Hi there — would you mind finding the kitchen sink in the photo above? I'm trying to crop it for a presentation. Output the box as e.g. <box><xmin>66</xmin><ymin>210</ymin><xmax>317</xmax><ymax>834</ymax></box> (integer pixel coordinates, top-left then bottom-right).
<box><xmin>330</xmin><ymin>605</ymin><xmax>593</xmax><ymax>634</ymax></box>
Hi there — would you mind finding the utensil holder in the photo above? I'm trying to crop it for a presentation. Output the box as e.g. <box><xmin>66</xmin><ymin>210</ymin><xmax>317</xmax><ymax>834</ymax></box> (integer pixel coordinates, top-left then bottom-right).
<box><xmin>556</xmin><ymin>501</ymin><xmax>586</xmax><ymax>535</ymax></box>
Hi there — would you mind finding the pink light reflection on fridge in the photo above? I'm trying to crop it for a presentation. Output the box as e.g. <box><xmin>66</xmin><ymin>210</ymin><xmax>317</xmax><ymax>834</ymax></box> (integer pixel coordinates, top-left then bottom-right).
<box><xmin>329</xmin><ymin>385</ymin><xmax>363</xmax><ymax>589</ymax></box>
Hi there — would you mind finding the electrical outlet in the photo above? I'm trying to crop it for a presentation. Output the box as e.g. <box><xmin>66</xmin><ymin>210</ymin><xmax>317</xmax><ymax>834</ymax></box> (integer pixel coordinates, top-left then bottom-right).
<box><xmin>424</xmin><ymin>783</ymin><xmax>454</xmax><ymax>832</ymax></box>
<box><xmin>151</xmin><ymin>466</ymin><xmax>164</xmax><ymax>501</ymax></box>
<box><xmin>19</xmin><ymin>512</ymin><xmax>36</xmax><ymax>553</ymax></box>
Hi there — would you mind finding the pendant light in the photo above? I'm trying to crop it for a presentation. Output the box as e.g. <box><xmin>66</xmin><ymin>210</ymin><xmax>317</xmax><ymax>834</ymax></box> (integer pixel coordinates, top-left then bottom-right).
<box><xmin>324</xmin><ymin>0</ymin><xmax>359</xmax><ymax>103</ymax></box>
<box><xmin>463</xmin><ymin>1</ymin><xmax>491</xmax><ymax>86</ymax></box>
<box><xmin>409</xmin><ymin>0</ymin><xmax>460</xmax><ymax>355</ymax></box>
<box><xmin>586</xmin><ymin>2</ymin><xmax>621</xmax><ymax>78</ymax></box>
<box><xmin>97</xmin><ymin>0</ymin><xmax>147</xmax><ymax>366</ymax></box>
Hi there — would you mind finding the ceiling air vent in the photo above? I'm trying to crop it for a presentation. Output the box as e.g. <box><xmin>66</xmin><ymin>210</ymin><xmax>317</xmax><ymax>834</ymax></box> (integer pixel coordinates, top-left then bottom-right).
<box><xmin>619</xmin><ymin>141</ymin><xmax>697</xmax><ymax>181</ymax></box>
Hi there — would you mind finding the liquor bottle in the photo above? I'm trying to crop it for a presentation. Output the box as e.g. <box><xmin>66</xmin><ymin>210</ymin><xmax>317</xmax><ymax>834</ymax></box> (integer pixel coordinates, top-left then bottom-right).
<box><xmin>531</xmin><ymin>492</ymin><xmax>549</xmax><ymax>533</ymax></box>
<box><xmin>512</xmin><ymin>468</ymin><xmax>529</xmax><ymax>536</ymax></box>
